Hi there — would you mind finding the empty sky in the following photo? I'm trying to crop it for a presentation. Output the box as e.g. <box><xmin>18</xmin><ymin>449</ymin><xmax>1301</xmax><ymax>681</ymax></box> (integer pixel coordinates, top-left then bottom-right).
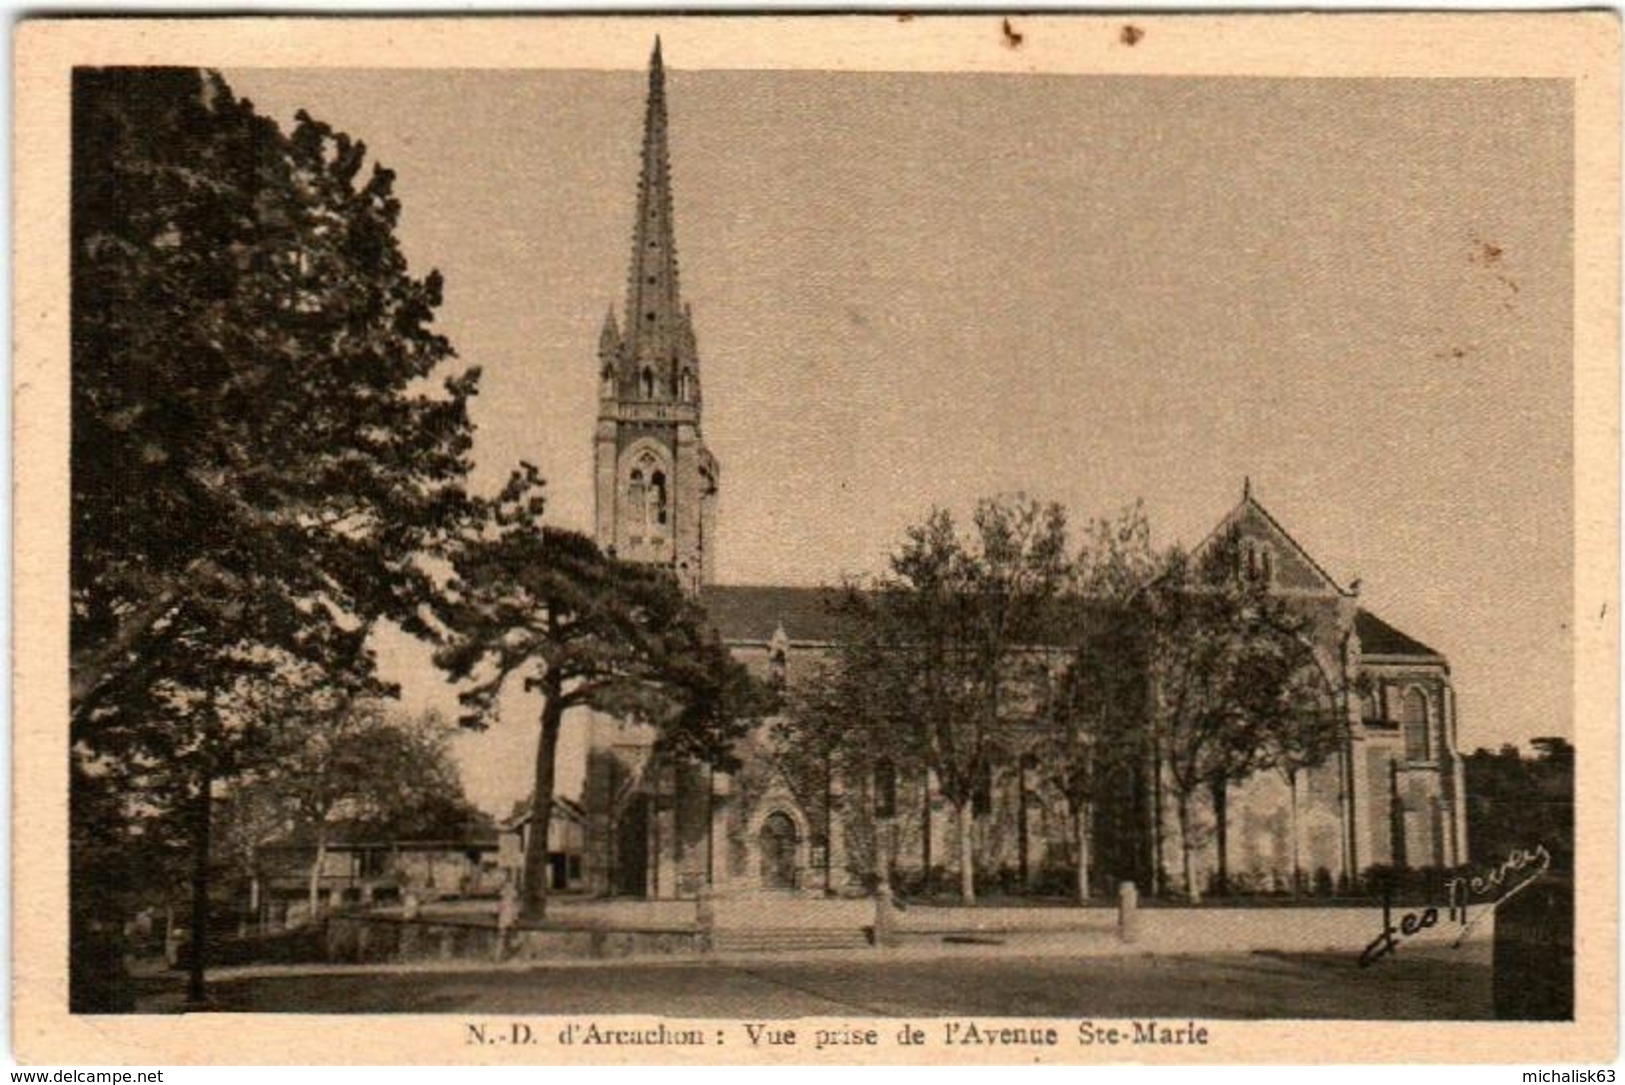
<box><xmin>227</xmin><ymin>65</ymin><xmax>1573</xmax><ymax>813</ymax></box>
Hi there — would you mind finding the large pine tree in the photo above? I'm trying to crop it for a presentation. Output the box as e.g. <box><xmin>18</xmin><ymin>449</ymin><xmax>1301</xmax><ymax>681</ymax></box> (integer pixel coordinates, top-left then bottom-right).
<box><xmin>435</xmin><ymin>466</ymin><xmax>763</xmax><ymax>919</ymax></box>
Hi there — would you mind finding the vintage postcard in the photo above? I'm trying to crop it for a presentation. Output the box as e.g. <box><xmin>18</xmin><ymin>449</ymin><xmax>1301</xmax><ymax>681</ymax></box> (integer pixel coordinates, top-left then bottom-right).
<box><xmin>12</xmin><ymin>12</ymin><xmax>1620</xmax><ymax>1067</ymax></box>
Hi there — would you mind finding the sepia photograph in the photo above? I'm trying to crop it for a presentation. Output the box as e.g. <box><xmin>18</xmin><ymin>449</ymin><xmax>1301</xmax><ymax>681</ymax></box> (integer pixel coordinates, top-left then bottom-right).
<box><xmin>13</xmin><ymin>12</ymin><xmax>1619</xmax><ymax>1066</ymax></box>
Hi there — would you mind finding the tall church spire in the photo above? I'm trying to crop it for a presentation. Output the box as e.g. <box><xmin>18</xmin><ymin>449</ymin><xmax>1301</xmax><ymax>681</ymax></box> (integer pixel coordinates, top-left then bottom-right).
<box><xmin>621</xmin><ymin>36</ymin><xmax>691</xmax><ymax>393</ymax></box>
<box><xmin>595</xmin><ymin>39</ymin><xmax>718</xmax><ymax>592</ymax></box>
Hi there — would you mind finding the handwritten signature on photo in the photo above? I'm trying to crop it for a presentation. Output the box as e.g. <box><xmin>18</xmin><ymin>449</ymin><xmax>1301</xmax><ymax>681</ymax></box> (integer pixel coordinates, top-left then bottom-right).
<box><xmin>1358</xmin><ymin>844</ymin><xmax>1553</xmax><ymax>968</ymax></box>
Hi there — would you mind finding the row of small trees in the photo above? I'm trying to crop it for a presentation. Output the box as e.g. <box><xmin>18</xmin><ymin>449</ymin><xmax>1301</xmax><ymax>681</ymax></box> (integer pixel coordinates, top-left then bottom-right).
<box><xmin>70</xmin><ymin>69</ymin><xmax>761</xmax><ymax>1010</ymax></box>
<box><xmin>776</xmin><ymin>496</ymin><xmax>1347</xmax><ymax>905</ymax></box>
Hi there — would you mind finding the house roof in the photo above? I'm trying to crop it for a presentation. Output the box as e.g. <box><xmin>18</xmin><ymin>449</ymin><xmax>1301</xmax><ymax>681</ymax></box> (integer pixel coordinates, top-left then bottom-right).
<box><xmin>268</xmin><ymin>824</ymin><xmax>501</xmax><ymax>851</ymax></box>
<box><xmin>1355</xmin><ymin>608</ymin><xmax>1443</xmax><ymax>660</ymax></box>
<box><xmin>502</xmin><ymin>795</ymin><xmax>587</xmax><ymax>830</ymax></box>
<box><xmin>698</xmin><ymin>584</ymin><xmax>853</xmax><ymax>644</ymax></box>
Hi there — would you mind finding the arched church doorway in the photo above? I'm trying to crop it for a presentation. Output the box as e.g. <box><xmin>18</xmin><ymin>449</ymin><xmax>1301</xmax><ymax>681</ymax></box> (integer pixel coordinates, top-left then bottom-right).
<box><xmin>758</xmin><ymin>811</ymin><xmax>798</xmax><ymax>890</ymax></box>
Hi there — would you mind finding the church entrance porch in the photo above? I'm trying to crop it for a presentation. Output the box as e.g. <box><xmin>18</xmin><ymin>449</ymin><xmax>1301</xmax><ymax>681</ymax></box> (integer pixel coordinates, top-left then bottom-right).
<box><xmin>758</xmin><ymin>811</ymin><xmax>799</xmax><ymax>890</ymax></box>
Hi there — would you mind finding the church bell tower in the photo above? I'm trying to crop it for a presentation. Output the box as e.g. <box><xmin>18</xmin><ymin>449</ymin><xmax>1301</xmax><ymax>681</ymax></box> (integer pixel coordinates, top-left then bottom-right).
<box><xmin>594</xmin><ymin>39</ymin><xmax>719</xmax><ymax>592</ymax></box>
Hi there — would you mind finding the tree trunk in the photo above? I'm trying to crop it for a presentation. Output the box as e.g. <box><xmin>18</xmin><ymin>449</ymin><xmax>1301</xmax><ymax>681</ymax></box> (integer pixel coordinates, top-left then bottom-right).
<box><xmin>706</xmin><ymin>764</ymin><xmax>716</xmax><ymax>887</ymax></box>
<box><xmin>522</xmin><ymin>684</ymin><xmax>565</xmax><ymax>919</ymax></box>
<box><xmin>1017</xmin><ymin>758</ymin><xmax>1030</xmax><ymax>890</ymax></box>
<box><xmin>187</xmin><ymin>771</ymin><xmax>212</xmax><ymax>1007</ymax></box>
<box><xmin>672</xmin><ymin>761</ymin><xmax>684</xmax><ymax>875</ymax></box>
<box><xmin>868</xmin><ymin>780</ymin><xmax>891</xmax><ymax>898</ymax></box>
<box><xmin>1287</xmin><ymin>768</ymin><xmax>1302</xmax><ymax>896</ymax></box>
<box><xmin>1209</xmin><ymin>777</ymin><xmax>1230</xmax><ymax>897</ymax></box>
<box><xmin>1177</xmin><ymin>792</ymin><xmax>1201</xmax><ymax>904</ymax></box>
<box><xmin>920</xmin><ymin>769</ymin><xmax>932</xmax><ymax>887</ymax></box>
<box><xmin>248</xmin><ymin>869</ymin><xmax>262</xmax><ymax>934</ymax></box>
<box><xmin>1074</xmin><ymin>801</ymin><xmax>1091</xmax><ymax>904</ymax></box>
<box><xmin>307</xmin><ymin>824</ymin><xmax>328</xmax><ymax>922</ymax></box>
<box><xmin>1150</xmin><ymin>738</ymin><xmax>1166</xmax><ymax>897</ymax></box>
<box><xmin>824</xmin><ymin>757</ymin><xmax>834</xmax><ymax>894</ymax></box>
<box><xmin>1388</xmin><ymin>759</ymin><xmax>1408</xmax><ymax>873</ymax></box>
<box><xmin>956</xmin><ymin>800</ymin><xmax>975</xmax><ymax>904</ymax></box>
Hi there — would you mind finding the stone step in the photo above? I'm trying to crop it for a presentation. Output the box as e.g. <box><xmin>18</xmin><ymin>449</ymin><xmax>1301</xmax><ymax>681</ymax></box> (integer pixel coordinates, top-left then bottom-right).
<box><xmin>710</xmin><ymin>927</ymin><xmax>870</xmax><ymax>953</ymax></box>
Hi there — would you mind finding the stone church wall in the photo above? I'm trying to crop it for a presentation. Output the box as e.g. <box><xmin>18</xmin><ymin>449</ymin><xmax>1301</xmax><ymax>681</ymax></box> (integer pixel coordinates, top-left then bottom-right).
<box><xmin>1160</xmin><ymin>758</ymin><xmax>1347</xmax><ymax>895</ymax></box>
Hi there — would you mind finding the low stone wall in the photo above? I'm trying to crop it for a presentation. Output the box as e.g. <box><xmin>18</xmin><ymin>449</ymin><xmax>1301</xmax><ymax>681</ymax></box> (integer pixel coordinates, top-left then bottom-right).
<box><xmin>324</xmin><ymin>900</ymin><xmax>1493</xmax><ymax>963</ymax></box>
<box><xmin>895</xmin><ymin>905</ymin><xmax>1117</xmax><ymax>934</ymax></box>
<box><xmin>1135</xmin><ymin>904</ymin><xmax>1491</xmax><ymax>954</ymax></box>
<box><xmin>324</xmin><ymin>914</ymin><xmax>704</xmax><ymax>964</ymax></box>
<box><xmin>886</xmin><ymin>902</ymin><xmax>1493</xmax><ymax>956</ymax></box>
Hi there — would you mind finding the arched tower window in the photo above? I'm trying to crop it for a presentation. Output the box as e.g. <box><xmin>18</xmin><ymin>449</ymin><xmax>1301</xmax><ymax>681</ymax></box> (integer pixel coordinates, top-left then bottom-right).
<box><xmin>601</xmin><ymin>364</ymin><xmax>615</xmax><ymax>398</ymax></box>
<box><xmin>678</xmin><ymin>368</ymin><xmax>694</xmax><ymax>402</ymax></box>
<box><xmin>624</xmin><ymin>450</ymin><xmax>670</xmax><ymax>543</ymax></box>
<box><xmin>640</xmin><ymin>366</ymin><xmax>655</xmax><ymax>400</ymax></box>
<box><xmin>627</xmin><ymin>466</ymin><xmax>646</xmax><ymax>538</ymax></box>
<box><xmin>649</xmin><ymin>470</ymin><xmax>668</xmax><ymax>529</ymax></box>
<box><xmin>1400</xmin><ymin>688</ymin><xmax>1430</xmax><ymax>761</ymax></box>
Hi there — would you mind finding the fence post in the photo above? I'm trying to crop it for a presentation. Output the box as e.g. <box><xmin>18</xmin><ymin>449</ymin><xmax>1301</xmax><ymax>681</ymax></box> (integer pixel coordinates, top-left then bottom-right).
<box><xmin>874</xmin><ymin>884</ymin><xmax>901</xmax><ymax>948</ymax></box>
<box><xmin>494</xmin><ymin>882</ymin><xmax>518</xmax><ymax>962</ymax></box>
<box><xmin>1118</xmin><ymin>880</ymin><xmax>1140</xmax><ymax>945</ymax></box>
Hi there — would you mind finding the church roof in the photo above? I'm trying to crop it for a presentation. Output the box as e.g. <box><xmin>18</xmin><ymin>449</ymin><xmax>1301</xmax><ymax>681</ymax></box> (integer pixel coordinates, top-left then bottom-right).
<box><xmin>1354</xmin><ymin>608</ymin><xmax>1445</xmax><ymax>661</ymax></box>
<box><xmin>698</xmin><ymin>584</ymin><xmax>852</xmax><ymax>645</ymax></box>
<box><xmin>1197</xmin><ymin>485</ymin><xmax>1352</xmax><ymax>597</ymax></box>
<box><xmin>699</xmin><ymin>585</ymin><xmax>1448</xmax><ymax>667</ymax></box>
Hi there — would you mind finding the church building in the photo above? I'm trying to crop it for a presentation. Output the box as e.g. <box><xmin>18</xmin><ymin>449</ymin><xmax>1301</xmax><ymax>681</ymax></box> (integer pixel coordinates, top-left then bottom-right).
<box><xmin>577</xmin><ymin>42</ymin><xmax>1468</xmax><ymax>901</ymax></box>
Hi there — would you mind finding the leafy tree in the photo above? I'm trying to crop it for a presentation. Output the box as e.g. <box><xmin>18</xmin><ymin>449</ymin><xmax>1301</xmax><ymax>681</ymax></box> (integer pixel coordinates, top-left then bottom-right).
<box><xmin>72</xmin><ymin>65</ymin><xmax>476</xmax><ymax>734</ymax></box>
<box><xmin>952</xmin><ymin>496</ymin><xmax>1071</xmax><ymax>901</ymax></box>
<box><xmin>1142</xmin><ymin>529</ymin><xmax>1319</xmax><ymax>901</ymax></box>
<box><xmin>435</xmin><ymin>467</ymin><xmax>762</xmax><ymax>918</ymax></box>
<box><xmin>223</xmin><ymin>695</ymin><xmax>478</xmax><ymax>917</ymax></box>
<box><xmin>70</xmin><ymin>755</ymin><xmax>190</xmax><ymax>1010</ymax></box>
<box><xmin>872</xmin><ymin>510</ymin><xmax>978</xmax><ymax>900</ymax></box>
<box><xmin>1466</xmin><ymin>737</ymin><xmax>1574</xmax><ymax>871</ymax></box>
<box><xmin>212</xmin><ymin>770</ymin><xmax>288</xmax><ymax>933</ymax></box>
<box><xmin>1260</xmin><ymin>661</ymin><xmax>1344</xmax><ymax>895</ymax></box>
<box><xmin>776</xmin><ymin>592</ymin><xmax>923</xmax><ymax>894</ymax></box>
<box><xmin>70</xmin><ymin>66</ymin><xmax>476</xmax><ymax>1003</ymax></box>
<box><xmin>1043</xmin><ymin>504</ymin><xmax>1157</xmax><ymax>902</ymax></box>
<box><xmin>76</xmin><ymin>631</ymin><xmax>311</xmax><ymax>1005</ymax></box>
<box><xmin>1529</xmin><ymin>736</ymin><xmax>1574</xmax><ymax>766</ymax></box>
<box><xmin>872</xmin><ymin>497</ymin><xmax>1070</xmax><ymax>903</ymax></box>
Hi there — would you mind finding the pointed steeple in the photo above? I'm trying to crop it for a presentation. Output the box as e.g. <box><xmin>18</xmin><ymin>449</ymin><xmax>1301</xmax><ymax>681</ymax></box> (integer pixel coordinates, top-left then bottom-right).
<box><xmin>681</xmin><ymin>302</ymin><xmax>698</xmax><ymax>358</ymax></box>
<box><xmin>621</xmin><ymin>36</ymin><xmax>692</xmax><ymax>396</ymax></box>
<box><xmin>592</xmin><ymin>38</ymin><xmax>719</xmax><ymax>592</ymax></box>
<box><xmin>599</xmin><ymin>304</ymin><xmax>621</xmax><ymax>356</ymax></box>
<box><xmin>597</xmin><ymin>306</ymin><xmax>622</xmax><ymax>399</ymax></box>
